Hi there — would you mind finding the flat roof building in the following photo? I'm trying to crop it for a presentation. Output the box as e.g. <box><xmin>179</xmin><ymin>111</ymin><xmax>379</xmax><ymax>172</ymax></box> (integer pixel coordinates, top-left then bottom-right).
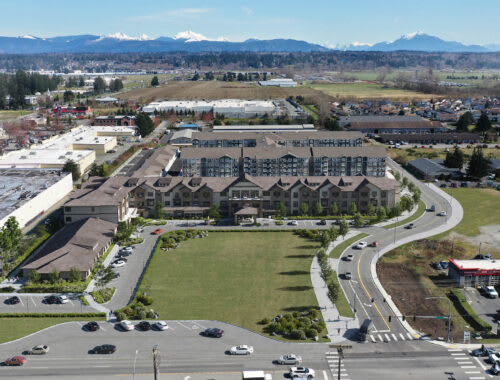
<box><xmin>406</xmin><ymin>158</ymin><xmax>462</xmax><ymax>179</ymax></box>
<box><xmin>0</xmin><ymin>168</ymin><xmax>73</xmax><ymax>229</ymax></box>
<box><xmin>213</xmin><ymin>124</ymin><xmax>315</xmax><ymax>132</ymax></box>
<box><xmin>340</xmin><ymin>115</ymin><xmax>448</xmax><ymax>134</ymax></box>
<box><xmin>448</xmin><ymin>259</ymin><xmax>500</xmax><ymax>287</ymax></box>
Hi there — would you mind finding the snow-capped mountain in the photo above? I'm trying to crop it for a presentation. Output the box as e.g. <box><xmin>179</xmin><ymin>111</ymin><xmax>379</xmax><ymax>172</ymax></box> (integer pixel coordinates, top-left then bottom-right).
<box><xmin>173</xmin><ymin>31</ymin><xmax>228</xmax><ymax>42</ymax></box>
<box><xmin>95</xmin><ymin>32</ymin><xmax>151</xmax><ymax>42</ymax></box>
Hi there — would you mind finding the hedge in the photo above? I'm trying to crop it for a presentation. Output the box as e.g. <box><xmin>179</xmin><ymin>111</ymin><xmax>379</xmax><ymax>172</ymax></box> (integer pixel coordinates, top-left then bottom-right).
<box><xmin>274</xmin><ymin>215</ymin><xmax>378</xmax><ymax>221</ymax></box>
<box><xmin>449</xmin><ymin>289</ymin><xmax>492</xmax><ymax>332</ymax></box>
<box><xmin>0</xmin><ymin>312</ymin><xmax>106</xmax><ymax>318</ymax></box>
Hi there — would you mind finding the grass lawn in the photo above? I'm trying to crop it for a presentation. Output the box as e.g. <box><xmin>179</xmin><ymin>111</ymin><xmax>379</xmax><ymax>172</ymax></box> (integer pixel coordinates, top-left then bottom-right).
<box><xmin>0</xmin><ymin>317</ymin><xmax>105</xmax><ymax>344</ymax></box>
<box><xmin>331</xmin><ymin>271</ymin><xmax>354</xmax><ymax>318</ymax></box>
<box><xmin>383</xmin><ymin>200</ymin><xmax>426</xmax><ymax>229</ymax></box>
<box><xmin>307</xmin><ymin>82</ymin><xmax>436</xmax><ymax>100</ymax></box>
<box><xmin>329</xmin><ymin>233</ymin><xmax>369</xmax><ymax>258</ymax></box>
<box><xmin>301</xmin><ymin>104</ymin><xmax>319</xmax><ymax>120</ymax></box>
<box><xmin>138</xmin><ymin>232</ymin><xmax>322</xmax><ymax>334</ymax></box>
<box><xmin>0</xmin><ymin>110</ymin><xmax>33</xmax><ymax>120</ymax></box>
<box><xmin>388</xmin><ymin>147</ymin><xmax>500</xmax><ymax>164</ymax></box>
<box><xmin>444</xmin><ymin>188</ymin><xmax>500</xmax><ymax>236</ymax></box>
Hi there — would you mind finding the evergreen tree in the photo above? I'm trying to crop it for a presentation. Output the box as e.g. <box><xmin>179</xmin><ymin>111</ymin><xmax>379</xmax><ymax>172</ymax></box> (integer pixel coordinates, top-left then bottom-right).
<box><xmin>208</xmin><ymin>203</ymin><xmax>221</xmax><ymax>219</ymax></box>
<box><xmin>300</xmin><ymin>202</ymin><xmax>309</xmax><ymax>216</ymax></box>
<box><xmin>63</xmin><ymin>159</ymin><xmax>80</xmax><ymax>181</ymax></box>
<box><xmin>467</xmin><ymin>146</ymin><xmax>491</xmax><ymax>179</ymax></box>
<box><xmin>93</xmin><ymin>77</ymin><xmax>106</xmax><ymax>94</ymax></box>
<box><xmin>276</xmin><ymin>202</ymin><xmax>287</xmax><ymax>218</ymax></box>
<box><xmin>348</xmin><ymin>201</ymin><xmax>357</xmax><ymax>215</ymax></box>
<box><xmin>135</xmin><ymin>113</ymin><xmax>154</xmax><ymax>137</ymax></box>
<box><xmin>313</xmin><ymin>202</ymin><xmax>323</xmax><ymax>216</ymax></box>
<box><xmin>443</xmin><ymin>147</ymin><xmax>465</xmax><ymax>169</ymax></box>
<box><xmin>475</xmin><ymin>112</ymin><xmax>492</xmax><ymax>133</ymax></box>
<box><xmin>329</xmin><ymin>203</ymin><xmax>339</xmax><ymax>216</ymax></box>
<box><xmin>339</xmin><ymin>220</ymin><xmax>349</xmax><ymax>239</ymax></box>
<box><xmin>455</xmin><ymin>111</ymin><xmax>473</xmax><ymax>132</ymax></box>
<box><xmin>151</xmin><ymin>76</ymin><xmax>159</xmax><ymax>87</ymax></box>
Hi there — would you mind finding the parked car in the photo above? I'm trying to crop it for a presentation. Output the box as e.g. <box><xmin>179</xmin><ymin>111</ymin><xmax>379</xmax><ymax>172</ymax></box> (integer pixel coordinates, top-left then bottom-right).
<box><xmin>26</xmin><ymin>345</ymin><xmax>49</xmax><ymax>355</ymax></box>
<box><xmin>89</xmin><ymin>344</ymin><xmax>116</xmax><ymax>354</ymax></box>
<box><xmin>289</xmin><ymin>367</ymin><xmax>315</xmax><ymax>378</ymax></box>
<box><xmin>369</xmin><ymin>241</ymin><xmax>379</xmax><ymax>247</ymax></box>
<box><xmin>277</xmin><ymin>353</ymin><xmax>302</xmax><ymax>365</ymax></box>
<box><xmin>475</xmin><ymin>254</ymin><xmax>485</xmax><ymax>260</ymax></box>
<box><xmin>108</xmin><ymin>149</ymin><xmax>116</xmax><ymax>153</ymax></box>
<box><xmin>344</xmin><ymin>254</ymin><xmax>354</xmax><ymax>261</ymax></box>
<box><xmin>84</xmin><ymin>321</ymin><xmax>100</xmax><ymax>332</ymax></box>
<box><xmin>405</xmin><ymin>223</ymin><xmax>415</xmax><ymax>229</ymax></box>
<box><xmin>153</xmin><ymin>321</ymin><xmax>169</xmax><ymax>331</ymax></box>
<box><xmin>432</xmin><ymin>262</ymin><xmax>443</xmax><ymax>270</ymax></box>
<box><xmin>440</xmin><ymin>261</ymin><xmax>449</xmax><ymax>269</ymax></box>
<box><xmin>440</xmin><ymin>183</ymin><xmax>448</xmax><ymax>188</ymax></box>
<box><xmin>229</xmin><ymin>345</ymin><xmax>254</xmax><ymax>355</ymax></box>
<box><xmin>118</xmin><ymin>320</ymin><xmax>134</xmax><ymax>331</ymax></box>
<box><xmin>137</xmin><ymin>321</ymin><xmax>151</xmax><ymax>331</ymax></box>
<box><xmin>43</xmin><ymin>295</ymin><xmax>59</xmax><ymax>304</ymax></box>
<box><xmin>344</xmin><ymin>272</ymin><xmax>352</xmax><ymax>280</ymax></box>
<box><xmin>152</xmin><ymin>228</ymin><xmax>163</xmax><ymax>235</ymax></box>
<box><xmin>112</xmin><ymin>260</ymin><xmax>126</xmax><ymax>268</ymax></box>
<box><xmin>57</xmin><ymin>295</ymin><xmax>69</xmax><ymax>304</ymax></box>
<box><xmin>472</xmin><ymin>345</ymin><xmax>496</xmax><ymax>357</ymax></box>
<box><xmin>318</xmin><ymin>219</ymin><xmax>327</xmax><ymax>225</ymax></box>
<box><xmin>202</xmin><ymin>328</ymin><xmax>224</xmax><ymax>338</ymax></box>
<box><xmin>118</xmin><ymin>250</ymin><xmax>132</xmax><ymax>257</ymax></box>
<box><xmin>113</xmin><ymin>258</ymin><xmax>127</xmax><ymax>263</ymax></box>
<box><xmin>488</xmin><ymin>352</ymin><xmax>500</xmax><ymax>364</ymax></box>
<box><xmin>5</xmin><ymin>296</ymin><xmax>20</xmax><ymax>305</ymax></box>
<box><xmin>437</xmin><ymin>211</ymin><xmax>447</xmax><ymax>216</ymax></box>
<box><xmin>491</xmin><ymin>362</ymin><xmax>500</xmax><ymax>375</ymax></box>
<box><xmin>4</xmin><ymin>356</ymin><xmax>26</xmax><ymax>366</ymax></box>
<box><xmin>482</xmin><ymin>286</ymin><xmax>499</xmax><ymax>299</ymax></box>
<box><xmin>354</xmin><ymin>241</ymin><xmax>368</xmax><ymax>249</ymax></box>
<box><xmin>485</xmin><ymin>254</ymin><xmax>492</xmax><ymax>260</ymax></box>
<box><xmin>288</xmin><ymin>220</ymin><xmax>298</xmax><ymax>226</ymax></box>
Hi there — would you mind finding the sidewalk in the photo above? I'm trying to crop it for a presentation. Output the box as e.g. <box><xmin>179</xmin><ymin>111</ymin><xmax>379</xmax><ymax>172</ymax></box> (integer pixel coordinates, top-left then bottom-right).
<box><xmin>310</xmin><ymin>231</ymin><xmax>363</xmax><ymax>342</ymax></box>
<box><xmin>85</xmin><ymin>244</ymin><xmax>120</xmax><ymax>293</ymax></box>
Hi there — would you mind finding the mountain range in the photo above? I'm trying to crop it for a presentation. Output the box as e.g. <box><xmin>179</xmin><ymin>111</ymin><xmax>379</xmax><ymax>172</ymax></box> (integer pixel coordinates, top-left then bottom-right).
<box><xmin>0</xmin><ymin>31</ymin><xmax>496</xmax><ymax>54</ymax></box>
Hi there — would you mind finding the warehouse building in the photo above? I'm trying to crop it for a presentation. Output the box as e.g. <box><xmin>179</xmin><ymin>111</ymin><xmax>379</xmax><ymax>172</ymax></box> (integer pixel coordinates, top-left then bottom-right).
<box><xmin>259</xmin><ymin>78</ymin><xmax>297</xmax><ymax>87</ymax></box>
<box><xmin>378</xmin><ymin>132</ymin><xmax>480</xmax><ymax>145</ymax></box>
<box><xmin>0</xmin><ymin>168</ymin><xmax>73</xmax><ymax>229</ymax></box>
<box><xmin>212</xmin><ymin>124</ymin><xmax>315</xmax><ymax>132</ymax></box>
<box><xmin>340</xmin><ymin>115</ymin><xmax>449</xmax><ymax>134</ymax></box>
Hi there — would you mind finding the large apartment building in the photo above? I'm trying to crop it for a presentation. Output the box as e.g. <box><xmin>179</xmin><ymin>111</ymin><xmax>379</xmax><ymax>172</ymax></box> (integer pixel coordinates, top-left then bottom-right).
<box><xmin>242</xmin><ymin>146</ymin><xmax>311</xmax><ymax>177</ymax></box>
<box><xmin>181</xmin><ymin>148</ymin><xmax>241</xmax><ymax>177</ymax></box>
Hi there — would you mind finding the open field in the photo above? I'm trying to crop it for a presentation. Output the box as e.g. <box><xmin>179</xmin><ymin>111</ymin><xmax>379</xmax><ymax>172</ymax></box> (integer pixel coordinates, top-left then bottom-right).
<box><xmin>378</xmin><ymin>188</ymin><xmax>500</xmax><ymax>342</ymax></box>
<box><xmin>388</xmin><ymin>147</ymin><xmax>500</xmax><ymax>164</ymax></box>
<box><xmin>307</xmin><ymin>82</ymin><xmax>439</xmax><ymax>100</ymax></box>
<box><xmin>118</xmin><ymin>80</ymin><xmax>325</xmax><ymax>101</ymax></box>
<box><xmin>0</xmin><ymin>317</ymin><xmax>105</xmax><ymax>344</ymax></box>
<box><xmin>0</xmin><ymin>110</ymin><xmax>33</xmax><ymax>120</ymax></box>
<box><xmin>301</xmin><ymin>104</ymin><xmax>319</xmax><ymax>120</ymax></box>
<box><xmin>138</xmin><ymin>232</ymin><xmax>321</xmax><ymax>335</ymax></box>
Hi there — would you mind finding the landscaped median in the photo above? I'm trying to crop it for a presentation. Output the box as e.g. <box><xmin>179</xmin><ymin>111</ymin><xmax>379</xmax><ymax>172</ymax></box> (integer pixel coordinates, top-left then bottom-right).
<box><xmin>329</xmin><ymin>233</ymin><xmax>369</xmax><ymax>258</ymax></box>
<box><xmin>382</xmin><ymin>200</ymin><xmax>426</xmax><ymax>230</ymax></box>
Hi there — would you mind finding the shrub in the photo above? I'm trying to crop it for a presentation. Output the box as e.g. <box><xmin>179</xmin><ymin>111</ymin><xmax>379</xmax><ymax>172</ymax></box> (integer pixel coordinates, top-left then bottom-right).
<box><xmin>0</xmin><ymin>286</ymin><xmax>15</xmax><ymax>293</ymax></box>
<box><xmin>308</xmin><ymin>308</ymin><xmax>320</xmax><ymax>319</ymax></box>
<box><xmin>268</xmin><ymin>322</ymin><xmax>280</xmax><ymax>333</ymax></box>
<box><xmin>305</xmin><ymin>328</ymin><xmax>317</xmax><ymax>338</ymax></box>
<box><xmin>137</xmin><ymin>310</ymin><xmax>147</xmax><ymax>320</ymax></box>
<box><xmin>136</xmin><ymin>294</ymin><xmax>153</xmax><ymax>306</ymax></box>
<box><xmin>115</xmin><ymin>311</ymin><xmax>126</xmax><ymax>321</ymax></box>
<box><xmin>259</xmin><ymin>317</ymin><xmax>271</xmax><ymax>325</ymax></box>
<box><xmin>289</xmin><ymin>329</ymin><xmax>306</xmax><ymax>340</ymax></box>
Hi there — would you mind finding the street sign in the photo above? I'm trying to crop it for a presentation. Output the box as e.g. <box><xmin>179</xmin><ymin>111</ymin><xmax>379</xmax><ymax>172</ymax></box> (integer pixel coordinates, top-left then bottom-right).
<box><xmin>464</xmin><ymin>331</ymin><xmax>471</xmax><ymax>344</ymax></box>
<box><xmin>435</xmin><ymin>316</ymin><xmax>446</xmax><ymax>319</ymax></box>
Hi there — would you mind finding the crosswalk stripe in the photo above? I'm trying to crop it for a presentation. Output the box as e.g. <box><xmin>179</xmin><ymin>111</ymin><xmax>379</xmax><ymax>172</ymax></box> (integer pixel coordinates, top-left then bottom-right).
<box><xmin>407</xmin><ymin>333</ymin><xmax>413</xmax><ymax>339</ymax></box>
<box><xmin>384</xmin><ymin>333</ymin><xmax>391</xmax><ymax>341</ymax></box>
<box><xmin>457</xmin><ymin>361</ymin><xmax>473</xmax><ymax>364</ymax></box>
<box><xmin>378</xmin><ymin>334</ymin><xmax>383</xmax><ymax>342</ymax></box>
<box><xmin>391</xmin><ymin>333</ymin><xmax>397</xmax><ymax>340</ymax></box>
<box><xmin>399</xmin><ymin>333</ymin><xmax>405</xmax><ymax>340</ymax></box>
<box><xmin>448</xmin><ymin>348</ymin><xmax>463</xmax><ymax>352</ymax></box>
<box><xmin>451</xmin><ymin>353</ymin><xmax>466</xmax><ymax>356</ymax></box>
<box><xmin>370</xmin><ymin>335</ymin><xmax>376</xmax><ymax>343</ymax></box>
<box><xmin>465</xmin><ymin>371</ymin><xmax>480</xmax><ymax>374</ymax></box>
<box><xmin>460</xmin><ymin>366</ymin><xmax>477</xmax><ymax>369</ymax></box>
<box><xmin>468</xmin><ymin>377</ymin><xmax>485</xmax><ymax>380</ymax></box>
<box><xmin>454</xmin><ymin>356</ymin><xmax>467</xmax><ymax>360</ymax></box>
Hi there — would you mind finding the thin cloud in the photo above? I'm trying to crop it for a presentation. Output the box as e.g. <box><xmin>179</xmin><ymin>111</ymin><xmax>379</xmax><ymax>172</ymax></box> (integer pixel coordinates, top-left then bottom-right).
<box><xmin>241</xmin><ymin>6</ymin><xmax>253</xmax><ymax>16</ymax></box>
<box><xmin>132</xmin><ymin>8</ymin><xmax>211</xmax><ymax>22</ymax></box>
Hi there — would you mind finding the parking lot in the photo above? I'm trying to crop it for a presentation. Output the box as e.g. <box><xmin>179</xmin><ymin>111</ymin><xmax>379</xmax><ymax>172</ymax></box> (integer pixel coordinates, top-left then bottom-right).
<box><xmin>462</xmin><ymin>287</ymin><xmax>500</xmax><ymax>329</ymax></box>
<box><xmin>0</xmin><ymin>294</ymin><xmax>94</xmax><ymax>313</ymax></box>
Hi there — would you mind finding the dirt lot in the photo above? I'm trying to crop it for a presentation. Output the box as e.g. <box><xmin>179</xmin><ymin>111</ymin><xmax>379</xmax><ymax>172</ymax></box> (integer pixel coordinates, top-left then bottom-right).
<box><xmin>117</xmin><ymin>80</ymin><xmax>327</xmax><ymax>101</ymax></box>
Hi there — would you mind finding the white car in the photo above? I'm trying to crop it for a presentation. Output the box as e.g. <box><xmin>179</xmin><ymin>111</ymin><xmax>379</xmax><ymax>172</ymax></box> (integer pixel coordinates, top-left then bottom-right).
<box><xmin>277</xmin><ymin>353</ymin><xmax>302</xmax><ymax>364</ymax></box>
<box><xmin>28</xmin><ymin>345</ymin><xmax>49</xmax><ymax>355</ymax></box>
<box><xmin>119</xmin><ymin>320</ymin><xmax>134</xmax><ymax>331</ymax></box>
<box><xmin>354</xmin><ymin>241</ymin><xmax>368</xmax><ymax>249</ymax></box>
<box><xmin>345</xmin><ymin>254</ymin><xmax>354</xmax><ymax>261</ymax></box>
<box><xmin>288</xmin><ymin>220</ymin><xmax>298</xmax><ymax>226</ymax></box>
<box><xmin>489</xmin><ymin>352</ymin><xmax>500</xmax><ymax>364</ymax></box>
<box><xmin>482</xmin><ymin>286</ymin><xmax>499</xmax><ymax>299</ymax></box>
<box><xmin>121</xmin><ymin>246</ymin><xmax>133</xmax><ymax>253</ymax></box>
<box><xmin>153</xmin><ymin>321</ymin><xmax>169</xmax><ymax>331</ymax></box>
<box><xmin>229</xmin><ymin>345</ymin><xmax>254</xmax><ymax>355</ymax></box>
<box><xmin>289</xmin><ymin>367</ymin><xmax>315</xmax><ymax>378</ymax></box>
<box><xmin>437</xmin><ymin>211</ymin><xmax>447</xmax><ymax>216</ymax></box>
<box><xmin>57</xmin><ymin>295</ymin><xmax>69</xmax><ymax>304</ymax></box>
<box><xmin>112</xmin><ymin>260</ymin><xmax>126</xmax><ymax>268</ymax></box>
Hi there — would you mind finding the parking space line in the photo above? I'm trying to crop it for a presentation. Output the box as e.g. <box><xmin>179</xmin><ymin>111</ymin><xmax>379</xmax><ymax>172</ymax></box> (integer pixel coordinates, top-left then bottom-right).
<box><xmin>30</xmin><ymin>297</ymin><xmax>36</xmax><ymax>307</ymax></box>
<box><xmin>370</xmin><ymin>335</ymin><xmax>376</xmax><ymax>343</ymax></box>
<box><xmin>323</xmin><ymin>370</ymin><xmax>329</xmax><ymax>380</ymax></box>
<box><xmin>460</xmin><ymin>366</ymin><xmax>477</xmax><ymax>369</ymax></box>
<box><xmin>472</xmin><ymin>356</ymin><xmax>488</xmax><ymax>370</ymax></box>
<box><xmin>377</xmin><ymin>334</ymin><xmax>383</xmax><ymax>342</ymax></box>
<box><xmin>406</xmin><ymin>333</ymin><xmax>413</xmax><ymax>339</ymax></box>
<box><xmin>192</xmin><ymin>321</ymin><xmax>206</xmax><ymax>329</ymax></box>
<box><xmin>176</xmin><ymin>321</ymin><xmax>192</xmax><ymax>330</ymax></box>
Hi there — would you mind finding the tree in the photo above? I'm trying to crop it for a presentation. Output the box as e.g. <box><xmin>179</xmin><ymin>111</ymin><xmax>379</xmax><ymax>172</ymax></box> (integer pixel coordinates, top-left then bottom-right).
<box><xmin>348</xmin><ymin>202</ymin><xmax>357</xmax><ymax>215</ymax></box>
<box><xmin>313</xmin><ymin>202</ymin><xmax>323</xmax><ymax>216</ymax></box>
<box><xmin>327</xmin><ymin>281</ymin><xmax>339</xmax><ymax>305</ymax></box>
<box><xmin>94</xmin><ymin>262</ymin><xmax>114</xmax><ymax>288</ymax></box>
<box><xmin>467</xmin><ymin>146</ymin><xmax>491</xmax><ymax>179</ymax></box>
<box><xmin>93</xmin><ymin>77</ymin><xmax>106</xmax><ymax>94</ymax></box>
<box><xmin>320</xmin><ymin>266</ymin><xmax>333</xmax><ymax>285</ymax></box>
<box><xmin>399</xmin><ymin>195</ymin><xmax>414</xmax><ymax>212</ymax></box>
<box><xmin>475</xmin><ymin>112</ymin><xmax>492</xmax><ymax>133</ymax></box>
<box><xmin>276</xmin><ymin>202</ymin><xmax>287</xmax><ymax>218</ymax></box>
<box><xmin>63</xmin><ymin>159</ymin><xmax>80</xmax><ymax>181</ymax></box>
<box><xmin>154</xmin><ymin>202</ymin><xmax>165</xmax><ymax>219</ymax></box>
<box><xmin>354</xmin><ymin>213</ymin><xmax>364</xmax><ymax>228</ymax></box>
<box><xmin>135</xmin><ymin>113</ymin><xmax>154</xmax><ymax>137</ymax></box>
<box><xmin>339</xmin><ymin>220</ymin><xmax>349</xmax><ymax>239</ymax></box>
<box><xmin>393</xmin><ymin>171</ymin><xmax>401</xmax><ymax>182</ymax></box>
<box><xmin>402</xmin><ymin>176</ymin><xmax>409</xmax><ymax>188</ymax></box>
<box><xmin>376</xmin><ymin>207</ymin><xmax>387</xmax><ymax>221</ymax></box>
<box><xmin>329</xmin><ymin>203</ymin><xmax>339</xmax><ymax>216</ymax></box>
<box><xmin>29</xmin><ymin>269</ymin><xmax>41</xmax><ymax>283</ymax></box>
<box><xmin>300</xmin><ymin>202</ymin><xmax>309</xmax><ymax>216</ymax></box>
<box><xmin>320</xmin><ymin>231</ymin><xmax>331</xmax><ymax>249</ymax></box>
<box><xmin>456</xmin><ymin>111</ymin><xmax>473</xmax><ymax>132</ymax></box>
<box><xmin>366</xmin><ymin>203</ymin><xmax>375</xmax><ymax>216</ymax></box>
<box><xmin>48</xmin><ymin>269</ymin><xmax>60</xmax><ymax>284</ymax></box>
<box><xmin>0</xmin><ymin>216</ymin><xmax>23</xmax><ymax>255</ymax></box>
<box><xmin>398</xmin><ymin>109</ymin><xmax>405</xmax><ymax>116</ymax></box>
<box><xmin>68</xmin><ymin>267</ymin><xmax>82</xmax><ymax>282</ymax></box>
<box><xmin>89</xmin><ymin>163</ymin><xmax>110</xmax><ymax>177</ymax></box>
<box><xmin>191</xmin><ymin>73</ymin><xmax>200</xmax><ymax>81</ymax></box>
<box><xmin>329</xmin><ymin>226</ymin><xmax>339</xmax><ymax>242</ymax></box>
<box><xmin>110</xmin><ymin>79</ymin><xmax>123</xmax><ymax>92</ymax></box>
<box><xmin>63</xmin><ymin>90</ymin><xmax>75</xmax><ymax>103</ymax></box>
<box><xmin>443</xmin><ymin>147</ymin><xmax>464</xmax><ymax>169</ymax></box>
<box><xmin>208</xmin><ymin>203</ymin><xmax>220</xmax><ymax>219</ymax></box>
<box><xmin>412</xmin><ymin>188</ymin><xmax>421</xmax><ymax>204</ymax></box>
<box><xmin>151</xmin><ymin>76</ymin><xmax>159</xmax><ymax>87</ymax></box>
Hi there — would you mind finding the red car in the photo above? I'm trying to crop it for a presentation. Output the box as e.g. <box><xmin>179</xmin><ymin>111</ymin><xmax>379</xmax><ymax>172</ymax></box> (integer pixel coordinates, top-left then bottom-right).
<box><xmin>369</xmin><ymin>241</ymin><xmax>379</xmax><ymax>247</ymax></box>
<box><xmin>152</xmin><ymin>228</ymin><xmax>163</xmax><ymax>235</ymax></box>
<box><xmin>5</xmin><ymin>356</ymin><xmax>26</xmax><ymax>366</ymax></box>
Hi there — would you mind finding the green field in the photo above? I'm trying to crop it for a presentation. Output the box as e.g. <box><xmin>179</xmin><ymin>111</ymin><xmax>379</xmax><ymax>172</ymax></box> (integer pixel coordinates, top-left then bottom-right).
<box><xmin>0</xmin><ymin>110</ymin><xmax>33</xmax><ymax>120</ymax></box>
<box><xmin>138</xmin><ymin>232</ymin><xmax>321</xmax><ymax>333</ymax></box>
<box><xmin>301</xmin><ymin>104</ymin><xmax>319</xmax><ymax>120</ymax></box>
<box><xmin>389</xmin><ymin>147</ymin><xmax>500</xmax><ymax>164</ymax></box>
<box><xmin>0</xmin><ymin>317</ymin><xmax>105</xmax><ymax>344</ymax></box>
<box><xmin>444</xmin><ymin>188</ymin><xmax>500</xmax><ymax>236</ymax></box>
<box><xmin>331</xmin><ymin>270</ymin><xmax>354</xmax><ymax>318</ymax></box>
<box><xmin>307</xmin><ymin>82</ymin><xmax>435</xmax><ymax>100</ymax></box>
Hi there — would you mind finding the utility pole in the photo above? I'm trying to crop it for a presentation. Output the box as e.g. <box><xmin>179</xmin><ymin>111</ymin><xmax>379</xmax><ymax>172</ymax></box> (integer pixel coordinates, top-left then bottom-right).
<box><xmin>329</xmin><ymin>345</ymin><xmax>352</xmax><ymax>380</ymax></box>
<box><xmin>152</xmin><ymin>345</ymin><xmax>160</xmax><ymax>380</ymax></box>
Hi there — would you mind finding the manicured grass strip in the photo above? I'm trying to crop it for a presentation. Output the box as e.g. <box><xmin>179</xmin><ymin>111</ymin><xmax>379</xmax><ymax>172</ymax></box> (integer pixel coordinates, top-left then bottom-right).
<box><xmin>329</xmin><ymin>233</ymin><xmax>369</xmax><ymax>258</ymax></box>
<box><xmin>301</xmin><ymin>104</ymin><xmax>319</xmax><ymax>120</ymax></box>
<box><xmin>138</xmin><ymin>232</ymin><xmax>321</xmax><ymax>335</ymax></box>
<box><xmin>0</xmin><ymin>316</ymin><xmax>105</xmax><ymax>344</ymax></box>
<box><xmin>332</xmin><ymin>270</ymin><xmax>354</xmax><ymax>318</ymax></box>
<box><xmin>449</xmin><ymin>289</ymin><xmax>492</xmax><ymax>332</ymax></box>
<box><xmin>383</xmin><ymin>200</ymin><xmax>426</xmax><ymax>230</ymax></box>
<box><xmin>443</xmin><ymin>188</ymin><xmax>500</xmax><ymax>236</ymax></box>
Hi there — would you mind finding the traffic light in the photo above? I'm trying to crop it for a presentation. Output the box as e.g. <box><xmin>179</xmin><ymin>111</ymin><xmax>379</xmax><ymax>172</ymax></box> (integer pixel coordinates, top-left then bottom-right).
<box><xmin>388</xmin><ymin>315</ymin><xmax>392</xmax><ymax>322</ymax></box>
<box><xmin>402</xmin><ymin>316</ymin><xmax>406</xmax><ymax>321</ymax></box>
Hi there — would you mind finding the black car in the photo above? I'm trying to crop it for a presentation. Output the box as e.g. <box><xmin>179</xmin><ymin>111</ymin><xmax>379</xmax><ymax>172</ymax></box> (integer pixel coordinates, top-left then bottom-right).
<box><xmin>318</xmin><ymin>219</ymin><xmax>327</xmax><ymax>225</ymax></box>
<box><xmin>44</xmin><ymin>295</ymin><xmax>58</xmax><ymax>304</ymax></box>
<box><xmin>89</xmin><ymin>344</ymin><xmax>116</xmax><ymax>354</ymax></box>
<box><xmin>137</xmin><ymin>321</ymin><xmax>151</xmax><ymax>331</ymax></box>
<box><xmin>84</xmin><ymin>321</ymin><xmax>100</xmax><ymax>332</ymax></box>
<box><xmin>5</xmin><ymin>296</ymin><xmax>20</xmax><ymax>305</ymax></box>
<box><xmin>112</xmin><ymin>272</ymin><xmax>120</xmax><ymax>279</ymax></box>
<box><xmin>201</xmin><ymin>328</ymin><xmax>224</xmax><ymax>338</ymax></box>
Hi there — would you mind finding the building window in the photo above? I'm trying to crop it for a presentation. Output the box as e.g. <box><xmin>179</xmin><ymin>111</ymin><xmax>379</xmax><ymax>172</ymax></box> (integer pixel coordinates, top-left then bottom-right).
<box><xmin>147</xmin><ymin>192</ymin><xmax>154</xmax><ymax>197</ymax></box>
<box><xmin>263</xmin><ymin>191</ymin><xmax>270</xmax><ymax>196</ymax></box>
<box><xmin>371</xmin><ymin>191</ymin><xmax>377</xmax><ymax>197</ymax></box>
<box><xmin>65</xmin><ymin>207</ymin><xmax>71</xmax><ymax>212</ymax></box>
<box><xmin>203</xmin><ymin>191</ymin><xmax>210</xmax><ymax>198</ymax></box>
<box><xmin>183</xmin><ymin>192</ymin><xmax>190</xmax><ymax>198</ymax></box>
<box><xmin>65</xmin><ymin>216</ymin><xmax>72</xmax><ymax>222</ymax></box>
<box><xmin>164</xmin><ymin>201</ymin><xmax>170</xmax><ymax>206</ymax></box>
<box><xmin>91</xmin><ymin>207</ymin><xmax>95</xmax><ymax>212</ymax></box>
<box><xmin>382</xmin><ymin>192</ymin><xmax>387</xmax><ymax>198</ymax></box>
<box><xmin>273</xmin><ymin>191</ymin><xmax>280</xmax><ymax>197</ymax></box>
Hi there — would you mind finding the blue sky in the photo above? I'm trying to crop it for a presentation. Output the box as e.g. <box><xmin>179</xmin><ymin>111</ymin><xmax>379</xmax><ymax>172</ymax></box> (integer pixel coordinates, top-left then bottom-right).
<box><xmin>0</xmin><ymin>0</ymin><xmax>498</xmax><ymax>46</ymax></box>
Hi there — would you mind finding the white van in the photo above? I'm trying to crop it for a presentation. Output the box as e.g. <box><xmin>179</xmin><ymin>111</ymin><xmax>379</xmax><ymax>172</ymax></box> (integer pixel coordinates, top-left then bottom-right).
<box><xmin>242</xmin><ymin>371</ymin><xmax>272</xmax><ymax>380</ymax></box>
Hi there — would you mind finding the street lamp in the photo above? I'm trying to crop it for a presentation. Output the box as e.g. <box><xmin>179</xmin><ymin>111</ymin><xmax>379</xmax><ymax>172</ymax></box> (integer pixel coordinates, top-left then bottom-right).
<box><xmin>426</xmin><ymin>296</ymin><xmax>452</xmax><ymax>343</ymax></box>
<box><xmin>133</xmin><ymin>349</ymin><xmax>138</xmax><ymax>380</ymax></box>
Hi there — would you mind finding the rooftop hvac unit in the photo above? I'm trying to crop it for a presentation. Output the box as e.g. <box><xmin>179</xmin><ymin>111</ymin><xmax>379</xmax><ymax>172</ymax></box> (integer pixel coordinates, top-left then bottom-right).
<box><xmin>20</xmin><ymin>156</ymin><xmax>27</xmax><ymax>159</ymax></box>
<box><xmin>29</xmin><ymin>151</ymin><xmax>36</xmax><ymax>155</ymax></box>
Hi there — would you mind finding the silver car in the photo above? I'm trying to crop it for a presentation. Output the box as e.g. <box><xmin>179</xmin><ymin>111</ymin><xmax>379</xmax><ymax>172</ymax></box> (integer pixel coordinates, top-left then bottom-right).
<box><xmin>28</xmin><ymin>345</ymin><xmax>49</xmax><ymax>355</ymax></box>
<box><xmin>277</xmin><ymin>353</ymin><xmax>302</xmax><ymax>364</ymax></box>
